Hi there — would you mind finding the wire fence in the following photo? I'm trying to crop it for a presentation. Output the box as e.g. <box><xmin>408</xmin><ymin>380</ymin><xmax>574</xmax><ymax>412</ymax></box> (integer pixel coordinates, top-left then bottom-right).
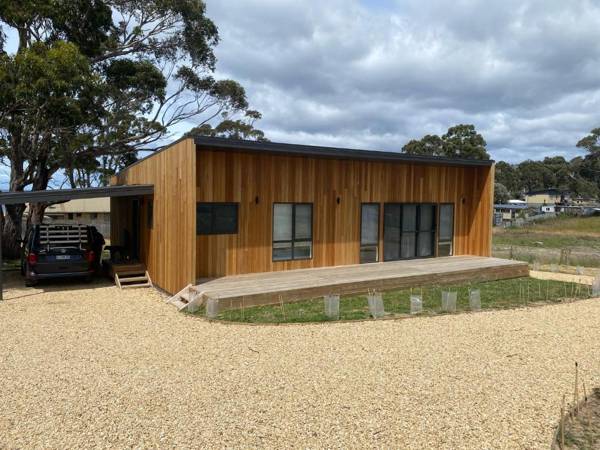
<box><xmin>552</xmin><ymin>362</ymin><xmax>599</xmax><ymax>450</ymax></box>
<box><xmin>196</xmin><ymin>276</ymin><xmax>594</xmax><ymax>324</ymax></box>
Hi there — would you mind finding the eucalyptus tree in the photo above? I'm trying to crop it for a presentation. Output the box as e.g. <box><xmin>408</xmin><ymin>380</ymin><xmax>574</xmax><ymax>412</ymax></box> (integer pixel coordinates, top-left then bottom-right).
<box><xmin>0</xmin><ymin>1</ymin><xmax>257</xmax><ymax>256</ymax></box>
<box><xmin>402</xmin><ymin>124</ymin><xmax>490</xmax><ymax>160</ymax></box>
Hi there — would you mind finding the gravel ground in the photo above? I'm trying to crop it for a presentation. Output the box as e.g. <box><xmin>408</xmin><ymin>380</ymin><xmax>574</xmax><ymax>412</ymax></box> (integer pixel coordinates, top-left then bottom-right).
<box><xmin>1</xmin><ymin>272</ymin><xmax>600</xmax><ymax>449</ymax></box>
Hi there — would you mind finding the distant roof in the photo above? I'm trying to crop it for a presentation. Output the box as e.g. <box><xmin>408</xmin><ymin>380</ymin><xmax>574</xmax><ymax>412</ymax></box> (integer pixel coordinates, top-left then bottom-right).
<box><xmin>494</xmin><ymin>204</ymin><xmax>529</xmax><ymax>210</ymax></box>
<box><xmin>193</xmin><ymin>136</ymin><xmax>495</xmax><ymax>168</ymax></box>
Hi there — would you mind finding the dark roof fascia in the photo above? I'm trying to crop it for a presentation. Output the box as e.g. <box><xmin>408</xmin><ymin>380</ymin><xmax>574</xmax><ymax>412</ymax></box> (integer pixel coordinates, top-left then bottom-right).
<box><xmin>193</xmin><ymin>136</ymin><xmax>495</xmax><ymax>168</ymax></box>
<box><xmin>0</xmin><ymin>184</ymin><xmax>154</xmax><ymax>205</ymax></box>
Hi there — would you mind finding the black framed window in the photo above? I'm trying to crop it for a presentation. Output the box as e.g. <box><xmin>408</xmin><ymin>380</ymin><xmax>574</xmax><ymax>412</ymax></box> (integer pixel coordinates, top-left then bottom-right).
<box><xmin>196</xmin><ymin>203</ymin><xmax>238</xmax><ymax>235</ymax></box>
<box><xmin>360</xmin><ymin>203</ymin><xmax>379</xmax><ymax>263</ymax></box>
<box><xmin>383</xmin><ymin>203</ymin><xmax>437</xmax><ymax>261</ymax></box>
<box><xmin>273</xmin><ymin>203</ymin><xmax>312</xmax><ymax>261</ymax></box>
<box><xmin>438</xmin><ymin>203</ymin><xmax>454</xmax><ymax>256</ymax></box>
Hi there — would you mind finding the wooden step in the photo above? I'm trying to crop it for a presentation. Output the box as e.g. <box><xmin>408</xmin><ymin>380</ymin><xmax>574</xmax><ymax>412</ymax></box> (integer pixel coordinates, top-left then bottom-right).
<box><xmin>166</xmin><ymin>284</ymin><xmax>205</xmax><ymax>312</ymax></box>
<box><xmin>115</xmin><ymin>270</ymin><xmax>153</xmax><ymax>290</ymax></box>
<box><xmin>122</xmin><ymin>282</ymin><xmax>152</xmax><ymax>289</ymax></box>
<box><xmin>170</xmin><ymin>298</ymin><xmax>189</xmax><ymax>310</ymax></box>
<box><xmin>120</xmin><ymin>275</ymin><xmax>149</xmax><ymax>283</ymax></box>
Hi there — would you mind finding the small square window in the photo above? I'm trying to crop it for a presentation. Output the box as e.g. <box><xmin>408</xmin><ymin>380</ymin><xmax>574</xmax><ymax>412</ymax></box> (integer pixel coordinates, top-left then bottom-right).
<box><xmin>196</xmin><ymin>203</ymin><xmax>238</xmax><ymax>235</ymax></box>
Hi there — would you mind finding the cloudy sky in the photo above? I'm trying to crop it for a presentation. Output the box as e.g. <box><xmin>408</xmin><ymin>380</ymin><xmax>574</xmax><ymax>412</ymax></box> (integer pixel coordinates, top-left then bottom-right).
<box><xmin>203</xmin><ymin>0</ymin><xmax>600</xmax><ymax>163</ymax></box>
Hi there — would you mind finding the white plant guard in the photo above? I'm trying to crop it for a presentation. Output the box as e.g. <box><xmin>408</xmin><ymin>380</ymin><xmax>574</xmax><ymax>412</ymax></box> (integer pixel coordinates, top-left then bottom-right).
<box><xmin>410</xmin><ymin>295</ymin><xmax>423</xmax><ymax>314</ymax></box>
<box><xmin>367</xmin><ymin>291</ymin><xmax>385</xmax><ymax>318</ymax></box>
<box><xmin>324</xmin><ymin>294</ymin><xmax>340</xmax><ymax>320</ymax></box>
<box><xmin>592</xmin><ymin>276</ymin><xmax>600</xmax><ymax>297</ymax></box>
<box><xmin>469</xmin><ymin>289</ymin><xmax>481</xmax><ymax>311</ymax></box>
<box><xmin>206</xmin><ymin>297</ymin><xmax>220</xmax><ymax>319</ymax></box>
<box><xmin>441</xmin><ymin>291</ymin><xmax>457</xmax><ymax>313</ymax></box>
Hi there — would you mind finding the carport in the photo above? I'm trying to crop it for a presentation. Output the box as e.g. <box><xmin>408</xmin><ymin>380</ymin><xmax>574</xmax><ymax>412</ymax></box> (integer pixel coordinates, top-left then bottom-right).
<box><xmin>0</xmin><ymin>184</ymin><xmax>154</xmax><ymax>300</ymax></box>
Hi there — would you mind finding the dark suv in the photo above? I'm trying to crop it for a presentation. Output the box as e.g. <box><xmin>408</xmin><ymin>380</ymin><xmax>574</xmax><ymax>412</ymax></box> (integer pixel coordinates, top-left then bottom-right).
<box><xmin>21</xmin><ymin>224</ymin><xmax>102</xmax><ymax>286</ymax></box>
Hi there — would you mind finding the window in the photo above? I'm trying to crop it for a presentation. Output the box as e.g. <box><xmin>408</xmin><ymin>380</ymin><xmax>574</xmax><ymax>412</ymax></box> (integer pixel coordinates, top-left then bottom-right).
<box><xmin>417</xmin><ymin>204</ymin><xmax>436</xmax><ymax>257</ymax></box>
<box><xmin>67</xmin><ymin>213</ymin><xmax>74</xmax><ymax>220</ymax></box>
<box><xmin>90</xmin><ymin>213</ymin><xmax>98</xmax><ymax>220</ymax></box>
<box><xmin>438</xmin><ymin>204</ymin><xmax>454</xmax><ymax>256</ymax></box>
<box><xmin>196</xmin><ymin>203</ymin><xmax>238</xmax><ymax>235</ymax></box>
<box><xmin>383</xmin><ymin>203</ymin><xmax>437</xmax><ymax>261</ymax></box>
<box><xmin>147</xmin><ymin>200</ymin><xmax>154</xmax><ymax>229</ymax></box>
<box><xmin>360</xmin><ymin>203</ymin><xmax>379</xmax><ymax>263</ymax></box>
<box><xmin>273</xmin><ymin>203</ymin><xmax>312</xmax><ymax>261</ymax></box>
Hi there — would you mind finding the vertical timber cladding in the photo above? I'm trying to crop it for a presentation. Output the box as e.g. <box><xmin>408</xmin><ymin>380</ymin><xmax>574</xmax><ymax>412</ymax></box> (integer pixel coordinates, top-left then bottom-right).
<box><xmin>196</xmin><ymin>147</ymin><xmax>494</xmax><ymax>279</ymax></box>
<box><xmin>110</xmin><ymin>138</ymin><xmax>197</xmax><ymax>293</ymax></box>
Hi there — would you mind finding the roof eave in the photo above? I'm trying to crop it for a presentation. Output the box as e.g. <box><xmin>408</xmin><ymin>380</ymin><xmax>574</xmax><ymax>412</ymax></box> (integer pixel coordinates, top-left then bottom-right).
<box><xmin>194</xmin><ymin>136</ymin><xmax>495</xmax><ymax>168</ymax></box>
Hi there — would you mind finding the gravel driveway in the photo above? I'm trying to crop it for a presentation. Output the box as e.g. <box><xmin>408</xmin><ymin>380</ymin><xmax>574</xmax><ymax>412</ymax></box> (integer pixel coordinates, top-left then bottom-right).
<box><xmin>1</xmin><ymin>273</ymin><xmax>600</xmax><ymax>449</ymax></box>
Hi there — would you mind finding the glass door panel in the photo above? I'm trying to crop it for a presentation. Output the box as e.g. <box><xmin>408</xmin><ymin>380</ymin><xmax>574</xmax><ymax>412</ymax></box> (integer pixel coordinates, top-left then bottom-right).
<box><xmin>360</xmin><ymin>203</ymin><xmax>380</xmax><ymax>263</ymax></box>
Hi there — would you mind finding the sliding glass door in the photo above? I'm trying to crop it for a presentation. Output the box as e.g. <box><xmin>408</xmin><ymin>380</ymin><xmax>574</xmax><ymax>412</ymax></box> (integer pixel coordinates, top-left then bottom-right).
<box><xmin>360</xmin><ymin>203</ymin><xmax>380</xmax><ymax>263</ymax></box>
<box><xmin>383</xmin><ymin>203</ymin><xmax>437</xmax><ymax>261</ymax></box>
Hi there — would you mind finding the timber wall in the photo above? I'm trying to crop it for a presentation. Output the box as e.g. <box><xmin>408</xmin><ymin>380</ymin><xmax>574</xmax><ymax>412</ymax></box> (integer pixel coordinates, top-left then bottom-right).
<box><xmin>196</xmin><ymin>147</ymin><xmax>494</xmax><ymax>279</ymax></box>
<box><xmin>111</xmin><ymin>138</ymin><xmax>196</xmax><ymax>293</ymax></box>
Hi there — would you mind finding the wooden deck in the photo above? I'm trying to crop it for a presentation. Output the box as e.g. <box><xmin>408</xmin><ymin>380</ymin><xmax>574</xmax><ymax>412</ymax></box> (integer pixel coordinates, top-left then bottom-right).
<box><xmin>195</xmin><ymin>256</ymin><xmax>529</xmax><ymax>308</ymax></box>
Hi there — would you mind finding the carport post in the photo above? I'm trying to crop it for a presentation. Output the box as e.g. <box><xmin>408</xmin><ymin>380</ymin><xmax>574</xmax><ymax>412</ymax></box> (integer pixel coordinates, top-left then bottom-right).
<box><xmin>0</xmin><ymin>222</ymin><xmax>3</xmax><ymax>301</ymax></box>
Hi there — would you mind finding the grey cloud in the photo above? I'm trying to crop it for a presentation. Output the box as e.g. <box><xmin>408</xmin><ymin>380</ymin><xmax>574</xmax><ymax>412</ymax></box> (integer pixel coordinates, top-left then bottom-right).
<box><xmin>201</xmin><ymin>0</ymin><xmax>600</xmax><ymax>162</ymax></box>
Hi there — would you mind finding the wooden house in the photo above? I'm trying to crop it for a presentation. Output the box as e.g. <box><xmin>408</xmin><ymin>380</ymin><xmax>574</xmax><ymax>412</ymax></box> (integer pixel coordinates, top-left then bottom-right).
<box><xmin>110</xmin><ymin>137</ymin><xmax>496</xmax><ymax>294</ymax></box>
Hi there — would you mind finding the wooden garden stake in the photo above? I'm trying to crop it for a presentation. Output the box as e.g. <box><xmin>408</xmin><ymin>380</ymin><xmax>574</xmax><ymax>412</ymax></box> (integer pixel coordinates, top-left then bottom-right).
<box><xmin>546</xmin><ymin>280</ymin><xmax>550</xmax><ymax>301</ymax></box>
<box><xmin>279</xmin><ymin>295</ymin><xmax>286</xmax><ymax>321</ymax></box>
<box><xmin>241</xmin><ymin>296</ymin><xmax>245</xmax><ymax>321</ymax></box>
<box><xmin>561</xmin><ymin>394</ymin><xmax>565</xmax><ymax>449</ymax></box>
<box><xmin>574</xmin><ymin>362</ymin><xmax>579</xmax><ymax>416</ymax></box>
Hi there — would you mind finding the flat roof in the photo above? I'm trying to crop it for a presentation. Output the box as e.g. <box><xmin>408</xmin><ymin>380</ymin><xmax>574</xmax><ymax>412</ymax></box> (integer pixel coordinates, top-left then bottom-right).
<box><xmin>194</xmin><ymin>136</ymin><xmax>494</xmax><ymax>167</ymax></box>
<box><xmin>0</xmin><ymin>184</ymin><xmax>154</xmax><ymax>205</ymax></box>
<box><xmin>494</xmin><ymin>204</ymin><xmax>529</xmax><ymax>210</ymax></box>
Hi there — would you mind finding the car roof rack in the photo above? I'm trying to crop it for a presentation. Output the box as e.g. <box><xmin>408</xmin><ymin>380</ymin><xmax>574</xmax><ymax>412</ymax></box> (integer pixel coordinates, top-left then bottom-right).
<box><xmin>38</xmin><ymin>223</ymin><xmax>88</xmax><ymax>248</ymax></box>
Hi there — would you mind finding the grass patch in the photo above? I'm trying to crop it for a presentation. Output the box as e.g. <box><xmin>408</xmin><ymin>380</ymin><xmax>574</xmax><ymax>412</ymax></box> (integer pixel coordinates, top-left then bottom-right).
<box><xmin>522</xmin><ymin>215</ymin><xmax>600</xmax><ymax>234</ymax></box>
<box><xmin>200</xmin><ymin>277</ymin><xmax>590</xmax><ymax>324</ymax></box>
<box><xmin>493</xmin><ymin>232</ymin><xmax>600</xmax><ymax>250</ymax></box>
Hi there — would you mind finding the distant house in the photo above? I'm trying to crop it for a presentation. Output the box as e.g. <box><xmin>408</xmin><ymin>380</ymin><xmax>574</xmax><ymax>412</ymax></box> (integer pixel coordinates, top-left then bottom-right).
<box><xmin>540</xmin><ymin>204</ymin><xmax>555</xmax><ymax>214</ymax></box>
<box><xmin>45</xmin><ymin>198</ymin><xmax>111</xmax><ymax>237</ymax></box>
<box><xmin>494</xmin><ymin>204</ymin><xmax>530</xmax><ymax>225</ymax></box>
<box><xmin>525</xmin><ymin>188</ymin><xmax>562</xmax><ymax>205</ymax></box>
<box><xmin>571</xmin><ymin>196</ymin><xmax>598</xmax><ymax>206</ymax></box>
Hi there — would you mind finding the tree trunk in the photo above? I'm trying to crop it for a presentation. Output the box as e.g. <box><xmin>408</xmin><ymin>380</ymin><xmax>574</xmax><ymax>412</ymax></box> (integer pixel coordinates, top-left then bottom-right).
<box><xmin>29</xmin><ymin>203</ymin><xmax>46</xmax><ymax>225</ymax></box>
<box><xmin>2</xmin><ymin>204</ymin><xmax>26</xmax><ymax>259</ymax></box>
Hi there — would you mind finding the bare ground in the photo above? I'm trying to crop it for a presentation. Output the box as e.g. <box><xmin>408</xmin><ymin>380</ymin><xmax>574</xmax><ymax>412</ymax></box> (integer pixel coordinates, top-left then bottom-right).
<box><xmin>1</xmin><ymin>272</ymin><xmax>600</xmax><ymax>449</ymax></box>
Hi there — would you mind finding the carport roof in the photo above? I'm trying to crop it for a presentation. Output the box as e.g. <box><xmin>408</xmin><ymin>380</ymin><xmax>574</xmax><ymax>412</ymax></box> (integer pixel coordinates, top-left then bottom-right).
<box><xmin>0</xmin><ymin>184</ymin><xmax>154</xmax><ymax>205</ymax></box>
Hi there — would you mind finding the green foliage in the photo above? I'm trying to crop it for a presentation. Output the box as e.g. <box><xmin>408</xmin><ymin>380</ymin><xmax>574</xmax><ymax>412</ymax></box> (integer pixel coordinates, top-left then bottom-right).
<box><xmin>495</xmin><ymin>161</ymin><xmax>519</xmax><ymax>196</ymax></box>
<box><xmin>403</xmin><ymin>124</ymin><xmax>490</xmax><ymax>160</ymax></box>
<box><xmin>186</xmin><ymin>110</ymin><xmax>268</xmax><ymax>142</ymax></box>
<box><xmin>0</xmin><ymin>0</ymin><xmax>266</xmax><ymax>256</ymax></box>
<box><xmin>494</xmin><ymin>182</ymin><xmax>510</xmax><ymax>203</ymax></box>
